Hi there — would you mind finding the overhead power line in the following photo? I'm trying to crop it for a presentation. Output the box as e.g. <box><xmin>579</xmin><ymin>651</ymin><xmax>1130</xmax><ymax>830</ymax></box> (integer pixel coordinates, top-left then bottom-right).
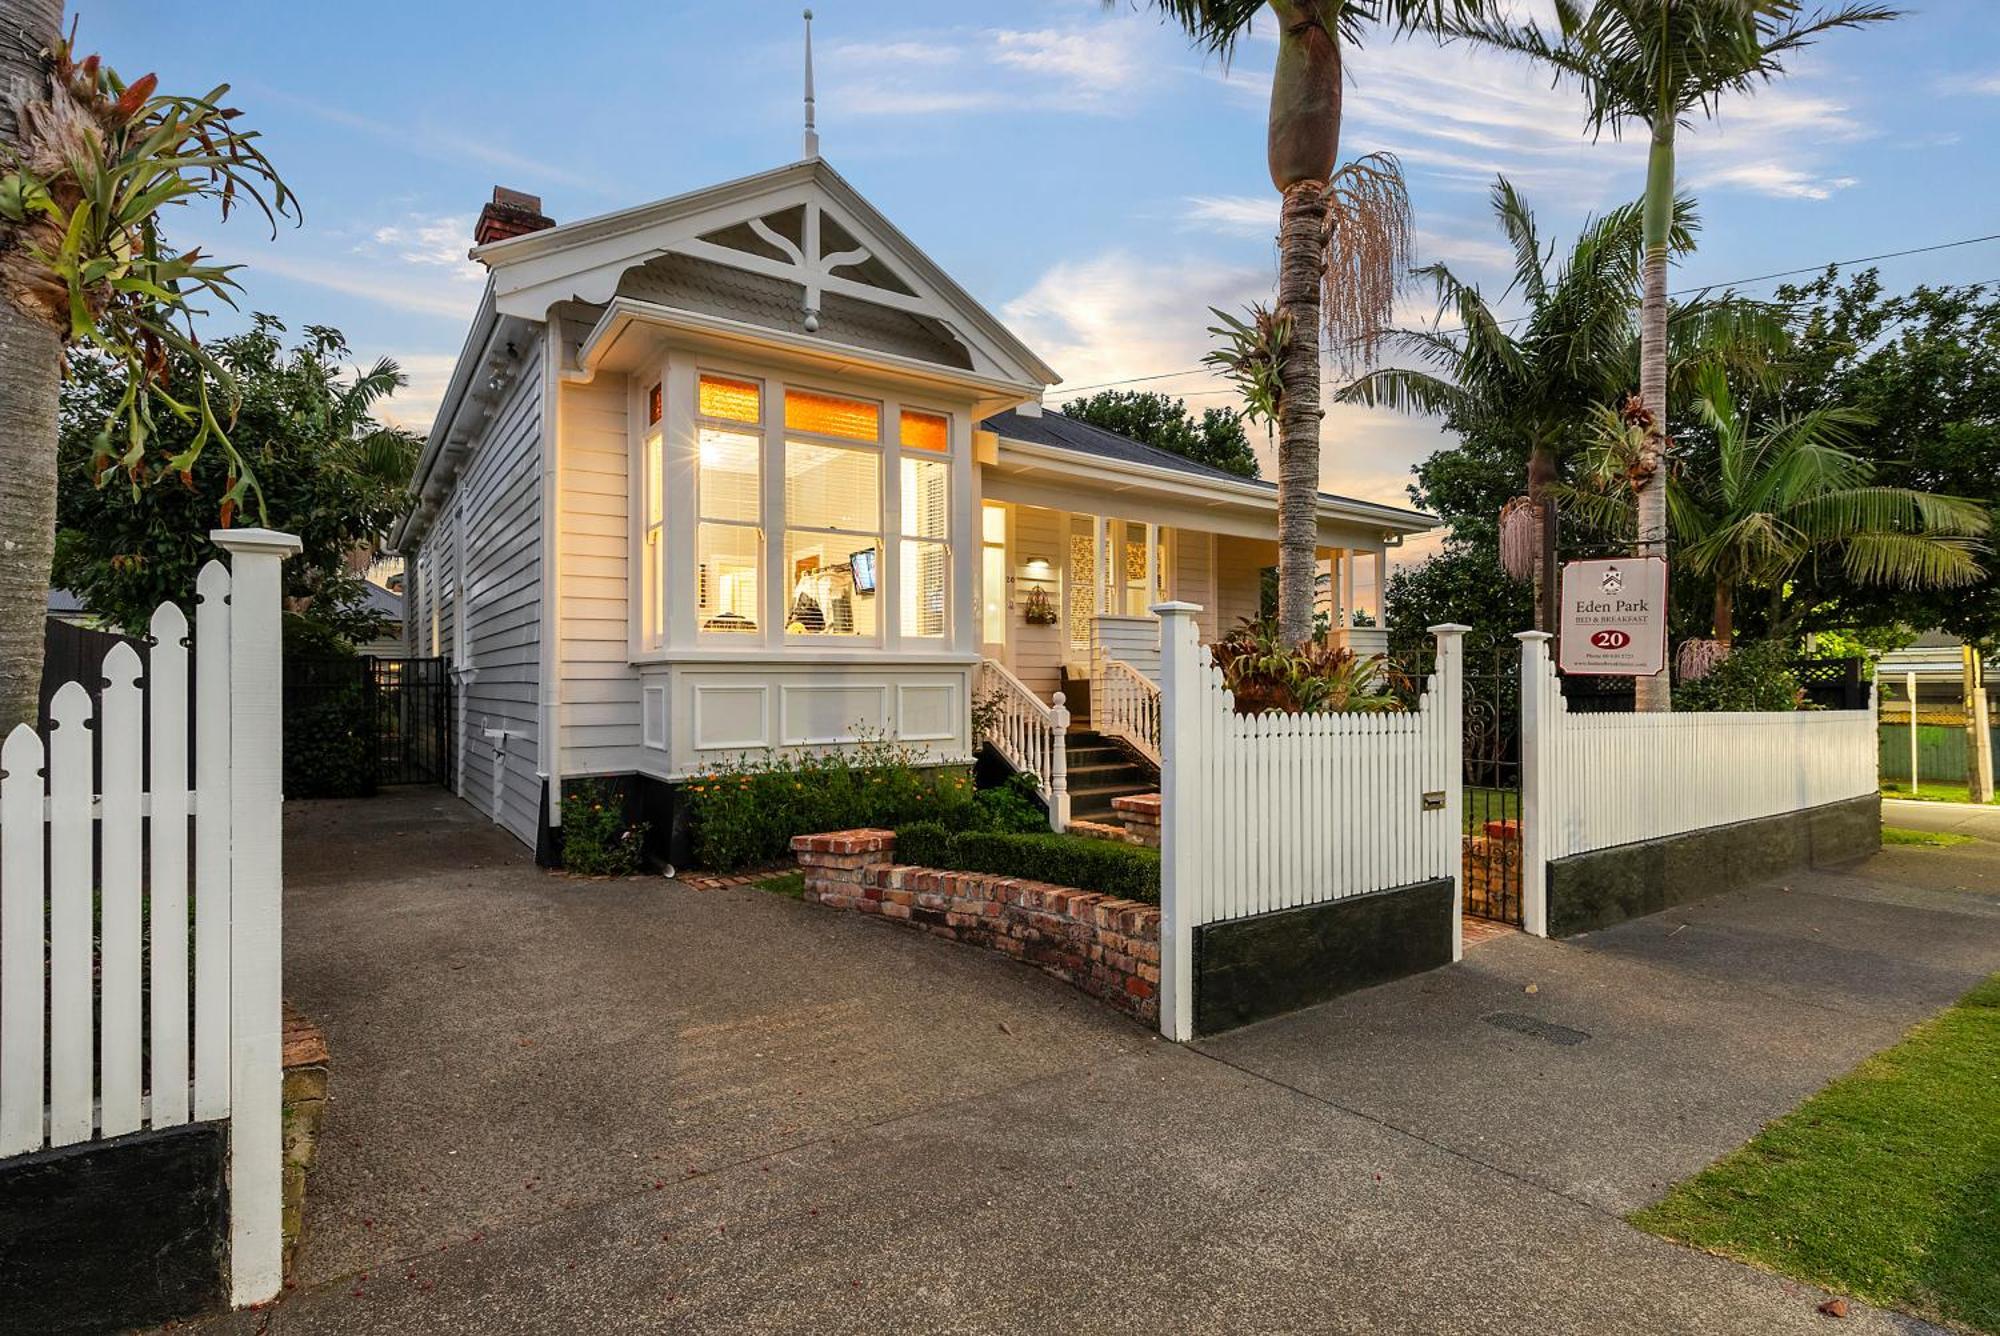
<box><xmin>1053</xmin><ymin>230</ymin><xmax>2000</xmax><ymax>399</ymax></box>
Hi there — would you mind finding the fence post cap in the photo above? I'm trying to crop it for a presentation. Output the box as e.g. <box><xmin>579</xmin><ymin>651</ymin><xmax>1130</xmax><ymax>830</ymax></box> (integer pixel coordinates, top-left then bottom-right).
<box><xmin>1150</xmin><ymin>601</ymin><xmax>1203</xmax><ymax>616</ymax></box>
<box><xmin>1514</xmin><ymin>630</ymin><xmax>1554</xmax><ymax>643</ymax></box>
<box><xmin>211</xmin><ymin>528</ymin><xmax>304</xmax><ymax>559</ymax></box>
<box><xmin>1427</xmin><ymin>622</ymin><xmax>1472</xmax><ymax>636</ymax></box>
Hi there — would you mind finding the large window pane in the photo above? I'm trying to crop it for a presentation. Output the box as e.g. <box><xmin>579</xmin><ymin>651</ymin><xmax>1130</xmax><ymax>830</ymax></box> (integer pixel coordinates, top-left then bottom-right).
<box><xmin>783</xmin><ymin>534</ymin><xmax>878</xmax><ymax>637</ymax></box>
<box><xmin>698</xmin><ymin>428</ymin><xmax>760</xmax><ymax>523</ymax></box>
<box><xmin>698</xmin><ymin>374</ymin><xmax>761</xmax><ymax>423</ymax></box>
<box><xmin>786</xmin><ymin>441</ymin><xmax>878</xmax><ymax>532</ymax></box>
<box><xmin>901</xmin><ymin>539</ymin><xmax>948</xmax><ymax>639</ymax></box>
<box><xmin>785</xmin><ymin>389</ymin><xmax>879</xmax><ymax>441</ymax></box>
<box><xmin>900</xmin><ymin>457</ymin><xmax>949</xmax><ymax>540</ymax></box>
<box><xmin>697</xmin><ymin>523</ymin><xmax>760</xmax><ymax>634</ymax></box>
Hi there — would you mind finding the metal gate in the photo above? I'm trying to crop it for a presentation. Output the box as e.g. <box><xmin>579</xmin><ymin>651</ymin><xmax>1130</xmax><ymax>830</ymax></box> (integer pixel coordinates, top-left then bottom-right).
<box><xmin>368</xmin><ymin>657</ymin><xmax>452</xmax><ymax>787</ymax></box>
<box><xmin>1461</xmin><ymin>651</ymin><xmax>1523</xmax><ymax>925</ymax></box>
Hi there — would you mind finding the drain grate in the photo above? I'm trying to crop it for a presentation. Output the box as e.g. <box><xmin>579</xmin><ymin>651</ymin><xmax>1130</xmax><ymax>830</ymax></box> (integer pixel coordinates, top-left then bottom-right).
<box><xmin>1483</xmin><ymin>1011</ymin><xmax>1590</xmax><ymax>1046</ymax></box>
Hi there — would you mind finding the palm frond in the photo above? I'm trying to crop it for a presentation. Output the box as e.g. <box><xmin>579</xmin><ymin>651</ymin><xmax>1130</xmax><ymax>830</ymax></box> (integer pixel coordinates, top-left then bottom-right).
<box><xmin>1838</xmin><ymin>532</ymin><xmax>1984</xmax><ymax>589</ymax></box>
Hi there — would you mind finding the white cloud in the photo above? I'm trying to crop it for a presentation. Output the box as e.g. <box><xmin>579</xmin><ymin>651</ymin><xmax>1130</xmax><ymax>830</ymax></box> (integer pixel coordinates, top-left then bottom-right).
<box><xmin>1182</xmin><ymin>194</ymin><xmax>1275</xmax><ymax>236</ymax></box>
<box><xmin>824</xmin><ymin>19</ymin><xmax>1150</xmax><ymax>118</ymax></box>
<box><xmin>234</xmin><ymin>250</ymin><xmax>478</xmax><ymax>321</ymax></box>
<box><xmin>369</xmin><ymin>352</ymin><xmax>458</xmax><ymax>435</ymax></box>
<box><xmin>365</xmin><ymin>214</ymin><xmax>487</xmax><ymax>282</ymax></box>
<box><xmin>1002</xmin><ymin>249</ymin><xmax>1449</xmax><ymax>514</ymax></box>
<box><xmin>1685</xmin><ymin>162</ymin><xmax>1858</xmax><ymax>202</ymax></box>
<box><xmin>1938</xmin><ymin>70</ymin><xmax>2000</xmax><ymax>96</ymax></box>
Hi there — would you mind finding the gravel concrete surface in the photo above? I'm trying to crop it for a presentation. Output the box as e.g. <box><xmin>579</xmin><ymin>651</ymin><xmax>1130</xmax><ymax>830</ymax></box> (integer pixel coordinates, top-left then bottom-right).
<box><xmin>173</xmin><ymin>792</ymin><xmax>2000</xmax><ymax>1335</ymax></box>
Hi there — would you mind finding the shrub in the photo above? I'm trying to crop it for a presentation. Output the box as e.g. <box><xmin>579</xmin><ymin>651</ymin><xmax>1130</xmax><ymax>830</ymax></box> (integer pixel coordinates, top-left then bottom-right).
<box><xmin>561</xmin><ymin>780</ymin><xmax>649</xmax><ymax>876</ymax></box>
<box><xmin>282</xmin><ymin>654</ymin><xmax>375</xmax><ymax>799</ymax></box>
<box><xmin>685</xmin><ymin>738</ymin><xmax>977</xmax><ymax>872</ymax></box>
<box><xmin>893</xmin><ymin>822</ymin><xmax>1161</xmax><ymax>904</ymax></box>
<box><xmin>1675</xmin><ymin>641</ymin><xmax>1805</xmax><ymax>713</ymax></box>
<box><xmin>966</xmin><ymin>771</ymin><xmax>1050</xmax><ymax>834</ymax></box>
<box><xmin>1209</xmin><ymin>616</ymin><xmax>1400</xmax><ymax>714</ymax></box>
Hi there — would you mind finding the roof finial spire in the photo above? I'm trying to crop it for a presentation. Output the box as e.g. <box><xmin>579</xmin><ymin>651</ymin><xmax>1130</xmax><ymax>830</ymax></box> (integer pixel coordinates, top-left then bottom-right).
<box><xmin>802</xmin><ymin>9</ymin><xmax>820</xmax><ymax>160</ymax></box>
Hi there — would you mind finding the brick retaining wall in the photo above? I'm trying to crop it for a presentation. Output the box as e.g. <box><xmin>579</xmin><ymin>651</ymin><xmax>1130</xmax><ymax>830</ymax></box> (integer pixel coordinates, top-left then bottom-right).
<box><xmin>791</xmin><ymin>830</ymin><xmax>1162</xmax><ymax>1024</ymax></box>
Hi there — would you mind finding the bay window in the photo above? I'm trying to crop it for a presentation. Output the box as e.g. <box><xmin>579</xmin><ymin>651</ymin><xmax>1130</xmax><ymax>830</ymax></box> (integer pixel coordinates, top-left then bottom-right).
<box><xmin>662</xmin><ymin>366</ymin><xmax>958</xmax><ymax>651</ymax></box>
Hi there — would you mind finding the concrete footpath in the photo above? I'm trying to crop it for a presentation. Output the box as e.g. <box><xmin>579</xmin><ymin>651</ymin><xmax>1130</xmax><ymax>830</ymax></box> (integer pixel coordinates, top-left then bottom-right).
<box><xmin>182</xmin><ymin>792</ymin><xmax>2000</xmax><ymax>1335</ymax></box>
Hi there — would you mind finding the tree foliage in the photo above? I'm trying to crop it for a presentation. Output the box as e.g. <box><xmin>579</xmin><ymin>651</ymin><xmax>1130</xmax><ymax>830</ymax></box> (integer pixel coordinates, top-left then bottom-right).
<box><xmin>54</xmin><ymin>317</ymin><xmax>419</xmax><ymax>640</ymax></box>
<box><xmin>1060</xmin><ymin>388</ymin><xmax>1260</xmax><ymax>478</ymax></box>
<box><xmin>1771</xmin><ymin>270</ymin><xmax>2000</xmax><ymax>646</ymax></box>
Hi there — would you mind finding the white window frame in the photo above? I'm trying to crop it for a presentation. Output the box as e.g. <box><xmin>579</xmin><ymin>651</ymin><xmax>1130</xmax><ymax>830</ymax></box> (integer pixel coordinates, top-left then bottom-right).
<box><xmin>693</xmin><ymin>372</ymin><xmax>768</xmax><ymax>644</ymax></box>
<box><xmin>895</xmin><ymin>417</ymin><xmax>952</xmax><ymax>643</ymax></box>
<box><xmin>781</xmin><ymin>425</ymin><xmax>885</xmax><ymax>648</ymax></box>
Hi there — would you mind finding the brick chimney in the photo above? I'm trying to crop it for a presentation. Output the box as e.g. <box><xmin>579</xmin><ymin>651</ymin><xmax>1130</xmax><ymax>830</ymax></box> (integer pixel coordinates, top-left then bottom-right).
<box><xmin>473</xmin><ymin>186</ymin><xmax>554</xmax><ymax>246</ymax></box>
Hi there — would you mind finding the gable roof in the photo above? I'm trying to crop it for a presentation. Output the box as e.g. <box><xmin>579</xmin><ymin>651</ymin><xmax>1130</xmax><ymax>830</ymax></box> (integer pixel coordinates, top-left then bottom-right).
<box><xmin>982</xmin><ymin>409</ymin><xmax>1435</xmax><ymax>530</ymax></box>
<box><xmin>473</xmin><ymin>157</ymin><xmax>1058</xmax><ymax>391</ymax></box>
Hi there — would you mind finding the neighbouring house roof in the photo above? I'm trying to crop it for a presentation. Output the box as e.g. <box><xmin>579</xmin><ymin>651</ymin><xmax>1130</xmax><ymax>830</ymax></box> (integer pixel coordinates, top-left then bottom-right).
<box><xmin>359</xmin><ymin>579</ymin><xmax>402</xmax><ymax>623</ymax></box>
<box><xmin>982</xmin><ymin>409</ymin><xmax>1437</xmax><ymax>536</ymax></box>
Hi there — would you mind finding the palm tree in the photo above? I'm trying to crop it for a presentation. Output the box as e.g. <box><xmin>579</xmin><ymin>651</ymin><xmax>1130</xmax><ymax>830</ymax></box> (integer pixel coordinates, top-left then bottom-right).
<box><xmin>1463</xmin><ymin>0</ymin><xmax>1902</xmax><ymax>706</ymax></box>
<box><xmin>0</xmin><ymin>17</ymin><xmax>294</xmax><ymax>730</ymax></box>
<box><xmin>1564</xmin><ymin>362</ymin><xmax>1987</xmax><ymax>647</ymax></box>
<box><xmin>1338</xmin><ymin>178</ymin><xmax>1696</xmax><ymax>628</ymax></box>
<box><xmin>1125</xmin><ymin>1</ymin><xmax>1492</xmax><ymax>644</ymax></box>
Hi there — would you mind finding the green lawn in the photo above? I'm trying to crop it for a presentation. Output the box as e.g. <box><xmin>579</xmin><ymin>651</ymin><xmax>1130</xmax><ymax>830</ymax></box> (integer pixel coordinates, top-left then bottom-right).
<box><xmin>1882</xmin><ymin>827</ymin><xmax>1977</xmax><ymax>849</ymax></box>
<box><xmin>753</xmin><ymin>871</ymin><xmax>806</xmax><ymax>899</ymax></box>
<box><xmin>1631</xmin><ymin>974</ymin><xmax>2000</xmax><ymax>1333</ymax></box>
<box><xmin>1881</xmin><ymin>781</ymin><xmax>2000</xmax><ymax>806</ymax></box>
<box><xmin>1464</xmin><ymin>785</ymin><xmax>1520</xmax><ymax>834</ymax></box>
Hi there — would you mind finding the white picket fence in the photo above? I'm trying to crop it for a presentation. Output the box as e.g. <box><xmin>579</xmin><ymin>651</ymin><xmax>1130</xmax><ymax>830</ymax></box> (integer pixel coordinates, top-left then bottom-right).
<box><xmin>0</xmin><ymin>529</ymin><xmax>298</xmax><ymax>1307</ymax></box>
<box><xmin>1517</xmin><ymin>631</ymin><xmax>1879</xmax><ymax>935</ymax></box>
<box><xmin>1155</xmin><ymin>605</ymin><xmax>1466</xmax><ymax>1040</ymax></box>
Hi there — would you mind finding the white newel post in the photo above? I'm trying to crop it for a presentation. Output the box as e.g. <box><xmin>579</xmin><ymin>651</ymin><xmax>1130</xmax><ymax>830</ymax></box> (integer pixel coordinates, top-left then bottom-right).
<box><xmin>213</xmin><ymin>528</ymin><xmax>301</xmax><ymax>1308</ymax></box>
<box><xmin>1048</xmin><ymin>691</ymin><xmax>1072</xmax><ymax>831</ymax></box>
<box><xmin>1516</xmin><ymin>631</ymin><xmax>1553</xmax><ymax>938</ymax></box>
<box><xmin>1429</xmin><ymin>625</ymin><xmax>1470</xmax><ymax>961</ymax></box>
<box><xmin>1153</xmin><ymin>601</ymin><xmax>1204</xmax><ymax>1042</ymax></box>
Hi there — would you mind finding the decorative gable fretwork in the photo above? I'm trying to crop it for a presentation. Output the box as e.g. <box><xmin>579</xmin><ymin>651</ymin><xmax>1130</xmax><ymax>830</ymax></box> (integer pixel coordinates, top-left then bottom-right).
<box><xmin>480</xmin><ymin>160</ymin><xmax>1053</xmax><ymax>390</ymax></box>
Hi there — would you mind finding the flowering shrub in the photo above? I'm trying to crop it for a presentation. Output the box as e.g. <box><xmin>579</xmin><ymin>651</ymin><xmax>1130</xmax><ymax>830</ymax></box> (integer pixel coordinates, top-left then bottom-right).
<box><xmin>561</xmin><ymin>780</ymin><xmax>649</xmax><ymax>876</ymax></box>
<box><xmin>685</xmin><ymin>737</ymin><xmax>978</xmax><ymax>872</ymax></box>
<box><xmin>1209</xmin><ymin>617</ymin><xmax>1400</xmax><ymax>714</ymax></box>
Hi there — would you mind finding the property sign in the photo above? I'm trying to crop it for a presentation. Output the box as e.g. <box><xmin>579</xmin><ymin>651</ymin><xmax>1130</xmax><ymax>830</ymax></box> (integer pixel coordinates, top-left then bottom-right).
<box><xmin>1558</xmin><ymin>557</ymin><xmax>1668</xmax><ymax>676</ymax></box>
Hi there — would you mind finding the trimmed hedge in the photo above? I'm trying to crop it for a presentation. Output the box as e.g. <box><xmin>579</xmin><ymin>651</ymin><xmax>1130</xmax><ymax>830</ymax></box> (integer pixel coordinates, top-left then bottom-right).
<box><xmin>893</xmin><ymin>822</ymin><xmax>1160</xmax><ymax>904</ymax></box>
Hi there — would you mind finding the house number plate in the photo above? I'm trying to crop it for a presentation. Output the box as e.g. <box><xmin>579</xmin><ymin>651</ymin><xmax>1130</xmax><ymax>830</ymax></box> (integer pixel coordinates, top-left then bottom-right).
<box><xmin>1421</xmin><ymin>791</ymin><xmax>1446</xmax><ymax>811</ymax></box>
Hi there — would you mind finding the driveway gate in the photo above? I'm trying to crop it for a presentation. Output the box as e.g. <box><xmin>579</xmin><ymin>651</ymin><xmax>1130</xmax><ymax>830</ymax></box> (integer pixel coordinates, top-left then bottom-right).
<box><xmin>1461</xmin><ymin>650</ymin><xmax>1523</xmax><ymax>925</ymax></box>
<box><xmin>369</xmin><ymin>656</ymin><xmax>453</xmax><ymax>787</ymax></box>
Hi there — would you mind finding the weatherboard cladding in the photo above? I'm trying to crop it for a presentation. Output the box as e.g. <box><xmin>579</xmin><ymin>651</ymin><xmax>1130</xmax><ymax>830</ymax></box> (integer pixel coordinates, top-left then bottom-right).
<box><xmin>452</xmin><ymin>335</ymin><xmax>545</xmax><ymax>845</ymax></box>
<box><xmin>613</xmin><ymin>252</ymin><xmax>969</xmax><ymax>369</ymax></box>
<box><xmin>555</xmin><ymin>374</ymin><xmax>642</xmax><ymax>778</ymax></box>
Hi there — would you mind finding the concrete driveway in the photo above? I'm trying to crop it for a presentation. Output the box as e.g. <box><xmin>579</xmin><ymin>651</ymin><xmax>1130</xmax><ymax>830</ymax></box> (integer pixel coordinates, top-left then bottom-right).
<box><xmin>188</xmin><ymin>791</ymin><xmax>2000</xmax><ymax>1335</ymax></box>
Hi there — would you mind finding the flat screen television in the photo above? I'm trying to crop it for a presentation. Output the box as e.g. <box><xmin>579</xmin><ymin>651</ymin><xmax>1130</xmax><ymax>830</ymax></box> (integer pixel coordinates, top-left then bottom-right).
<box><xmin>849</xmin><ymin>548</ymin><xmax>877</xmax><ymax>595</ymax></box>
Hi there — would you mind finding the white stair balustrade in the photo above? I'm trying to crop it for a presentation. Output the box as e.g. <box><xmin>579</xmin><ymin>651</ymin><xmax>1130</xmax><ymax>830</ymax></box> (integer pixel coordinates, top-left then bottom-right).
<box><xmin>977</xmin><ymin>659</ymin><xmax>1071</xmax><ymax>830</ymax></box>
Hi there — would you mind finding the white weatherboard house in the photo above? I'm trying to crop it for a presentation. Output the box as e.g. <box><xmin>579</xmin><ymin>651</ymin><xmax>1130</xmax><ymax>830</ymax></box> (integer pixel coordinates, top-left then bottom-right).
<box><xmin>394</xmin><ymin>160</ymin><xmax>1436</xmax><ymax>860</ymax></box>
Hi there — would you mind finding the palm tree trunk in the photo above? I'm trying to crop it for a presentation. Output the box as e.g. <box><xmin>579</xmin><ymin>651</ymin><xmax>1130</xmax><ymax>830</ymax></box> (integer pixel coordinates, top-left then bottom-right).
<box><xmin>1527</xmin><ymin>442</ymin><xmax>1556</xmax><ymax>633</ymax></box>
<box><xmin>1712</xmin><ymin>580</ymin><xmax>1733</xmax><ymax>649</ymax></box>
<box><xmin>1275</xmin><ymin>179</ymin><xmax>1327</xmax><ymax>646</ymax></box>
<box><xmin>0</xmin><ymin>0</ymin><xmax>65</xmax><ymax>734</ymax></box>
<box><xmin>1633</xmin><ymin>128</ymin><xmax>1675</xmax><ymax>711</ymax></box>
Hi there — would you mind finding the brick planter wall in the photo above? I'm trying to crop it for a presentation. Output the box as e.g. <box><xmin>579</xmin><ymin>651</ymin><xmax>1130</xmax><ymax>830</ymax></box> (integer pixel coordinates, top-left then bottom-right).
<box><xmin>1463</xmin><ymin>823</ymin><xmax>1522</xmax><ymax>921</ymax></box>
<box><xmin>791</xmin><ymin>830</ymin><xmax>1162</xmax><ymax>1023</ymax></box>
<box><xmin>1111</xmin><ymin>793</ymin><xmax>1161</xmax><ymax>848</ymax></box>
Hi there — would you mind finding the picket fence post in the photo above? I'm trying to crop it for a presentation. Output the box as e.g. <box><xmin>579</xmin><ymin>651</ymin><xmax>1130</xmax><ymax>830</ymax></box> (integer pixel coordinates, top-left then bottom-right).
<box><xmin>1515</xmin><ymin>631</ymin><xmax>1553</xmax><ymax>938</ymax></box>
<box><xmin>213</xmin><ymin>528</ymin><xmax>301</xmax><ymax>1308</ymax></box>
<box><xmin>1428</xmin><ymin>625</ymin><xmax>1470</xmax><ymax>961</ymax></box>
<box><xmin>1153</xmin><ymin>600</ymin><xmax>1204</xmax><ymax>1042</ymax></box>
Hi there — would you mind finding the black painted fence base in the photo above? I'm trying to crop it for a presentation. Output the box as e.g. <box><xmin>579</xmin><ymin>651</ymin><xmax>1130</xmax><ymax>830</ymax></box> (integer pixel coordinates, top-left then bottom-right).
<box><xmin>1194</xmin><ymin>877</ymin><xmax>1456</xmax><ymax>1036</ymax></box>
<box><xmin>1546</xmin><ymin>793</ymin><xmax>1882</xmax><ymax>938</ymax></box>
<box><xmin>0</xmin><ymin>1120</ymin><xmax>228</xmax><ymax>1334</ymax></box>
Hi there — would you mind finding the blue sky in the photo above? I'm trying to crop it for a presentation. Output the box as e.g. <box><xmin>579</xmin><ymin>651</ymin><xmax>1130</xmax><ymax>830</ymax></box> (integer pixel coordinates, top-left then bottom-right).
<box><xmin>88</xmin><ymin>0</ymin><xmax>2000</xmax><ymax>546</ymax></box>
